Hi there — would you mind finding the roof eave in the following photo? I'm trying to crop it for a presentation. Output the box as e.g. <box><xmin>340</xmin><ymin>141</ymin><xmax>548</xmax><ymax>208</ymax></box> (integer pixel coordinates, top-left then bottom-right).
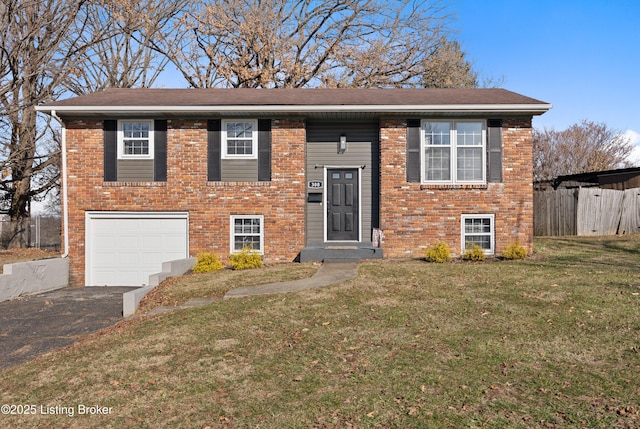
<box><xmin>36</xmin><ymin>103</ymin><xmax>553</xmax><ymax>116</ymax></box>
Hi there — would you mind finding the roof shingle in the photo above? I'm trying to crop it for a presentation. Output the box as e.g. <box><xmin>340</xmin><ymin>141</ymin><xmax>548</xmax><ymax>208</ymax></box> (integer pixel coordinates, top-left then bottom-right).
<box><xmin>44</xmin><ymin>87</ymin><xmax>547</xmax><ymax>107</ymax></box>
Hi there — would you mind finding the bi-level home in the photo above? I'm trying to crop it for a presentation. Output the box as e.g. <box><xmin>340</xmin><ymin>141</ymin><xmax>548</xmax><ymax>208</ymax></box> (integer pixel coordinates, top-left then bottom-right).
<box><xmin>37</xmin><ymin>88</ymin><xmax>550</xmax><ymax>286</ymax></box>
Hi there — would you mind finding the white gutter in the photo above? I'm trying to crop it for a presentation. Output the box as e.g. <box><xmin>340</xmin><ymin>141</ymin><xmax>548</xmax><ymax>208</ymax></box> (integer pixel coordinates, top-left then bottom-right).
<box><xmin>50</xmin><ymin>109</ymin><xmax>69</xmax><ymax>258</ymax></box>
<box><xmin>36</xmin><ymin>103</ymin><xmax>553</xmax><ymax>115</ymax></box>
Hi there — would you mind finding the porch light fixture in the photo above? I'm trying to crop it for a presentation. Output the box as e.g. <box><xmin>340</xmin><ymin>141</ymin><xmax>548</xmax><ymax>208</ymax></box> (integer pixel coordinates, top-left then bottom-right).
<box><xmin>339</xmin><ymin>135</ymin><xmax>347</xmax><ymax>153</ymax></box>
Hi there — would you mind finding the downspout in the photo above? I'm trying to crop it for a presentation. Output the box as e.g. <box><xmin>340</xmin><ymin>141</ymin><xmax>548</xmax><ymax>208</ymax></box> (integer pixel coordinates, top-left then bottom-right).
<box><xmin>51</xmin><ymin>110</ymin><xmax>69</xmax><ymax>258</ymax></box>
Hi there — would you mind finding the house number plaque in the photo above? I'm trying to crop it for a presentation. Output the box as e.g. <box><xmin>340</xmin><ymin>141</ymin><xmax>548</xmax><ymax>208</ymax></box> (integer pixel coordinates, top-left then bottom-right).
<box><xmin>308</xmin><ymin>180</ymin><xmax>323</xmax><ymax>189</ymax></box>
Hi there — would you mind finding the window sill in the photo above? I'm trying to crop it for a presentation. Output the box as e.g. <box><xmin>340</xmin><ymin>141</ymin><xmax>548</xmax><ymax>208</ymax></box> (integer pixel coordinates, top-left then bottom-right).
<box><xmin>420</xmin><ymin>183</ymin><xmax>488</xmax><ymax>190</ymax></box>
<box><xmin>220</xmin><ymin>156</ymin><xmax>258</xmax><ymax>161</ymax></box>
<box><xmin>103</xmin><ymin>181</ymin><xmax>167</xmax><ymax>187</ymax></box>
<box><xmin>207</xmin><ymin>181</ymin><xmax>272</xmax><ymax>187</ymax></box>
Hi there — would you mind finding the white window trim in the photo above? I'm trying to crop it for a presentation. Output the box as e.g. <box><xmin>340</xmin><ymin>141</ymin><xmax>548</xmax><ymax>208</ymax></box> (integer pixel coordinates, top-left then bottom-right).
<box><xmin>230</xmin><ymin>215</ymin><xmax>264</xmax><ymax>254</ymax></box>
<box><xmin>117</xmin><ymin>119</ymin><xmax>154</xmax><ymax>160</ymax></box>
<box><xmin>461</xmin><ymin>214</ymin><xmax>495</xmax><ymax>255</ymax></box>
<box><xmin>421</xmin><ymin>119</ymin><xmax>486</xmax><ymax>185</ymax></box>
<box><xmin>222</xmin><ymin>119</ymin><xmax>258</xmax><ymax>160</ymax></box>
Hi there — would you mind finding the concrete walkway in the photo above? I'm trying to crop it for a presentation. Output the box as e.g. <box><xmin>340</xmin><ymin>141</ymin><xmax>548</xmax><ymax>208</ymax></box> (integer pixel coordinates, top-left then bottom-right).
<box><xmin>145</xmin><ymin>262</ymin><xmax>359</xmax><ymax>315</ymax></box>
<box><xmin>223</xmin><ymin>261</ymin><xmax>359</xmax><ymax>299</ymax></box>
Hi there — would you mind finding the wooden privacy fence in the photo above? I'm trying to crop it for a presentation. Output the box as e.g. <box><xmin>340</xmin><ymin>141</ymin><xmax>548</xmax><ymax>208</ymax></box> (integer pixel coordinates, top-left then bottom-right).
<box><xmin>534</xmin><ymin>188</ymin><xmax>640</xmax><ymax>236</ymax></box>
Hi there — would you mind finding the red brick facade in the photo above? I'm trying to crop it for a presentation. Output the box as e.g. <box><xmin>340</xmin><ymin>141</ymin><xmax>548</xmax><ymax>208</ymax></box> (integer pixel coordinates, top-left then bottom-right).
<box><xmin>379</xmin><ymin>117</ymin><xmax>534</xmax><ymax>257</ymax></box>
<box><xmin>64</xmin><ymin>118</ymin><xmax>306</xmax><ymax>285</ymax></box>
<box><xmin>64</xmin><ymin>115</ymin><xmax>534</xmax><ymax>285</ymax></box>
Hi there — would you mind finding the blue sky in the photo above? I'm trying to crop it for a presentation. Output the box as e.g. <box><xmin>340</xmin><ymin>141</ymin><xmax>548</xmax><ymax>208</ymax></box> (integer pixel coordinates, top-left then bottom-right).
<box><xmin>452</xmin><ymin>0</ymin><xmax>640</xmax><ymax>163</ymax></box>
<box><xmin>156</xmin><ymin>1</ymin><xmax>640</xmax><ymax>163</ymax></box>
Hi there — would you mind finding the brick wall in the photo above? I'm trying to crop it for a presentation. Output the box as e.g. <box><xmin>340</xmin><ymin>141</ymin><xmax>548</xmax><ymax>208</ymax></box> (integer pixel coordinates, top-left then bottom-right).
<box><xmin>379</xmin><ymin>118</ymin><xmax>534</xmax><ymax>258</ymax></box>
<box><xmin>65</xmin><ymin>115</ymin><xmax>534</xmax><ymax>284</ymax></box>
<box><xmin>64</xmin><ymin>118</ymin><xmax>306</xmax><ymax>286</ymax></box>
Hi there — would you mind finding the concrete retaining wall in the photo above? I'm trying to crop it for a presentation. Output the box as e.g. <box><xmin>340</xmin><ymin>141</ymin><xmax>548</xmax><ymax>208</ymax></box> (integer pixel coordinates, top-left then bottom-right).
<box><xmin>0</xmin><ymin>258</ymin><xmax>69</xmax><ymax>302</ymax></box>
<box><xmin>123</xmin><ymin>257</ymin><xmax>196</xmax><ymax>317</ymax></box>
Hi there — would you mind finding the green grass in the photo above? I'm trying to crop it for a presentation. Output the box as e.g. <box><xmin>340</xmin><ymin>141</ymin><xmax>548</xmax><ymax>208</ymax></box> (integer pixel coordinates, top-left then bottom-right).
<box><xmin>138</xmin><ymin>262</ymin><xmax>320</xmax><ymax>311</ymax></box>
<box><xmin>1</xmin><ymin>236</ymin><xmax>639</xmax><ymax>428</ymax></box>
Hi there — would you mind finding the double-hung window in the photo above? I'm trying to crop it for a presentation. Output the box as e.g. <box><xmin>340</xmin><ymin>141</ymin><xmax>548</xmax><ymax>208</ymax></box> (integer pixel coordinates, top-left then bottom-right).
<box><xmin>230</xmin><ymin>215</ymin><xmax>264</xmax><ymax>254</ymax></box>
<box><xmin>422</xmin><ymin>120</ymin><xmax>485</xmax><ymax>184</ymax></box>
<box><xmin>118</xmin><ymin>120</ymin><xmax>154</xmax><ymax>159</ymax></box>
<box><xmin>222</xmin><ymin>120</ymin><xmax>258</xmax><ymax>159</ymax></box>
<box><xmin>461</xmin><ymin>214</ymin><xmax>495</xmax><ymax>254</ymax></box>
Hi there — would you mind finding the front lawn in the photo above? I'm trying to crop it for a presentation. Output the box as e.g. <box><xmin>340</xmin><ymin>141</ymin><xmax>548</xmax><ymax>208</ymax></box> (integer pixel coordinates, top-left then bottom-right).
<box><xmin>0</xmin><ymin>236</ymin><xmax>639</xmax><ymax>428</ymax></box>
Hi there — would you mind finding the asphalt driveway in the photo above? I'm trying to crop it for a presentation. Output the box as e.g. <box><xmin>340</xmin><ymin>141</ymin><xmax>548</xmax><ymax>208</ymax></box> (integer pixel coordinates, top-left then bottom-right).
<box><xmin>0</xmin><ymin>286</ymin><xmax>136</xmax><ymax>370</ymax></box>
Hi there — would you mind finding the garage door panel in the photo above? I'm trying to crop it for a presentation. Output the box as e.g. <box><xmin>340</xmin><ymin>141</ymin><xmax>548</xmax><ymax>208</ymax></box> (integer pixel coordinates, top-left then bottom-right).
<box><xmin>163</xmin><ymin>235</ymin><xmax>188</xmax><ymax>248</ymax></box>
<box><xmin>163</xmin><ymin>252</ymin><xmax>188</xmax><ymax>263</ymax></box>
<box><xmin>140</xmin><ymin>252</ymin><xmax>164</xmax><ymax>266</ymax></box>
<box><xmin>140</xmin><ymin>219</ymin><xmax>165</xmax><ymax>233</ymax></box>
<box><xmin>93</xmin><ymin>253</ymin><xmax>116</xmax><ymax>268</ymax></box>
<box><xmin>115</xmin><ymin>219</ymin><xmax>140</xmax><ymax>233</ymax></box>
<box><xmin>115</xmin><ymin>270</ymin><xmax>143</xmax><ymax>286</ymax></box>
<box><xmin>87</xmin><ymin>213</ymin><xmax>188</xmax><ymax>286</ymax></box>
<box><xmin>93</xmin><ymin>220</ymin><xmax>117</xmax><ymax>234</ymax></box>
<box><xmin>117</xmin><ymin>251</ymin><xmax>140</xmax><ymax>265</ymax></box>
<box><xmin>94</xmin><ymin>269</ymin><xmax>116</xmax><ymax>285</ymax></box>
<box><xmin>93</xmin><ymin>234</ymin><xmax>115</xmax><ymax>249</ymax></box>
<box><xmin>119</xmin><ymin>235</ymin><xmax>142</xmax><ymax>250</ymax></box>
<box><xmin>141</xmin><ymin>235</ymin><xmax>163</xmax><ymax>249</ymax></box>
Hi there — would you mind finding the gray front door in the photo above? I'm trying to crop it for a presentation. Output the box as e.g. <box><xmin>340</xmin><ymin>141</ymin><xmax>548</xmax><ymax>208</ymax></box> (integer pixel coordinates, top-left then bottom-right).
<box><xmin>327</xmin><ymin>168</ymin><xmax>359</xmax><ymax>241</ymax></box>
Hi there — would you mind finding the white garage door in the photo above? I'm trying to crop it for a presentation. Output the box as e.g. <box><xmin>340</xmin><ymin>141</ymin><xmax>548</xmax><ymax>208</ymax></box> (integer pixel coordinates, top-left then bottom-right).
<box><xmin>86</xmin><ymin>212</ymin><xmax>189</xmax><ymax>286</ymax></box>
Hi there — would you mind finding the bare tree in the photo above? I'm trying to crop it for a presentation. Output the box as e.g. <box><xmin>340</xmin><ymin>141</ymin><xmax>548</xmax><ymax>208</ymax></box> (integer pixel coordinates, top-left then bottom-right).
<box><xmin>65</xmin><ymin>0</ymin><xmax>187</xmax><ymax>94</ymax></box>
<box><xmin>0</xmin><ymin>0</ymin><xmax>96</xmax><ymax>247</ymax></box>
<box><xmin>533</xmin><ymin>120</ymin><xmax>634</xmax><ymax>182</ymax></box>
<box><xmin>151</xmin><ymin>0</ymin><xmax>475</xmax><ymax>89</ymax></box>
<box><xmin>420</xmin><ymin>39</ymin><xmax>477</xmax><ymax>88</ymax></box>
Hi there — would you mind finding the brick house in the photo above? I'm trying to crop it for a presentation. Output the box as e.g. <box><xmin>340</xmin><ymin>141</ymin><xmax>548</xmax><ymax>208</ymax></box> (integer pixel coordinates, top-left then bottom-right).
<box><xmin>37</xmin><ymin>88</ymin><xmax>550</xmax><ymax>286</ymax></box>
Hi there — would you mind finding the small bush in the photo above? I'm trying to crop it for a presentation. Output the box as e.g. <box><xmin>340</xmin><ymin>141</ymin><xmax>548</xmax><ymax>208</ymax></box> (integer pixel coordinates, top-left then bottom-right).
<box><xmin>192</xmin><ymin>252</ymin><xmax>224</xmax><ymax>273</ymax></box>
<box><xmin>229</xmin><ymin>248</ymin><xmax>263</xmax><ymax>270</ymax></box>
<box><xmin>424</xmin><ymin>241</ymin><xmax>451</xmax><ymax>263</ymax></box>
<box><xmin>462</xmin><ymin>244</ymin><xmax>485</xmax><ymax>261</ymax></box>
<box><xmin>502</xmin><ymin>242</ymin><xmax>527</xmax><ymax>260</ymax></box>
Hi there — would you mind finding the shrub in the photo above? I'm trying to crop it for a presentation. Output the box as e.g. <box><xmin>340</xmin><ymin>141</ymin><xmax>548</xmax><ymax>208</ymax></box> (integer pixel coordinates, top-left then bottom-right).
<box><xmin>424</xmin><ymin>241</ymin><xmax>451</xmax><ymax>263</ymax></box>
<box><xmin>229</xmin><ymin>248</ymin><xmax>263</xmax><ymax>270</ymax></box>
<box><xmin>462</xmin><ymin>244</ymin><xmax>485</xmax><ymax>261</ymax></box>
<box><xmin>192</xmin><ymin>252</ymin><xmax>224</xmax><ymax>273</ymax></box>
<box><xmin>502</xmin><ymin>242</ymin><xmax>527</xmax><ymax>260</ymax></box>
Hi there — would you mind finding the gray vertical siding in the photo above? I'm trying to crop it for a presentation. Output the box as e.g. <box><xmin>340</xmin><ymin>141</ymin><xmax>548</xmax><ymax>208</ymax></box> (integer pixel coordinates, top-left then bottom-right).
<box><xmin>305</xmin><ymin>120</ymin><xmax>379</xmax><ymax>244</ymax></box>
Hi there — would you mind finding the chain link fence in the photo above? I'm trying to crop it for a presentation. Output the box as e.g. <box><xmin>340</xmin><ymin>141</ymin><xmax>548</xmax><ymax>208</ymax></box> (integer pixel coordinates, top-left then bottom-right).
<box><xmin>0</xmin><ymin>215</ymin><xmax>61</xmax><ymax>251</ymax></box>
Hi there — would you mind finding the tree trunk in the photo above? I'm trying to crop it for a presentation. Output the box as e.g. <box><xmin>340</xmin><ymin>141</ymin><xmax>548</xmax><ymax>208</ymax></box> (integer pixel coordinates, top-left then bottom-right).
<box><xmin>7</xmin><ymin>211</ymin><xmax>29</xmax><ymax>249</ymax></box>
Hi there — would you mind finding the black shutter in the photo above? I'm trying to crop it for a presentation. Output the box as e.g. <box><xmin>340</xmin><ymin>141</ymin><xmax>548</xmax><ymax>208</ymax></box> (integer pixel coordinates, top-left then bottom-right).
<box><xmin>406</xmin><ymin>119</ymin><xmax>421</xmax><ymax>182</ymax></box>
<box><xmin>258</xmin><ymin>119</ymin><xmax>271</xmax><ymax>181</ymax></box>
<box><xmin>103</xmin><ymin>120</ymin><xmax>117</xmax><ymax>181</ymax></box>
<box><xmin>207</xmin><ymin>119</ymin><xmax>221</xmax><ymax>181</ymax></box>
<box><xmin>487</xmin><ymin>119</ymin><xmax>503</xmax><ymax>183</ymax></box>
<box><xmin>154</xmin><ymin>120</ymin><xmax>167</xmax><ymax>182</ymax></box>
